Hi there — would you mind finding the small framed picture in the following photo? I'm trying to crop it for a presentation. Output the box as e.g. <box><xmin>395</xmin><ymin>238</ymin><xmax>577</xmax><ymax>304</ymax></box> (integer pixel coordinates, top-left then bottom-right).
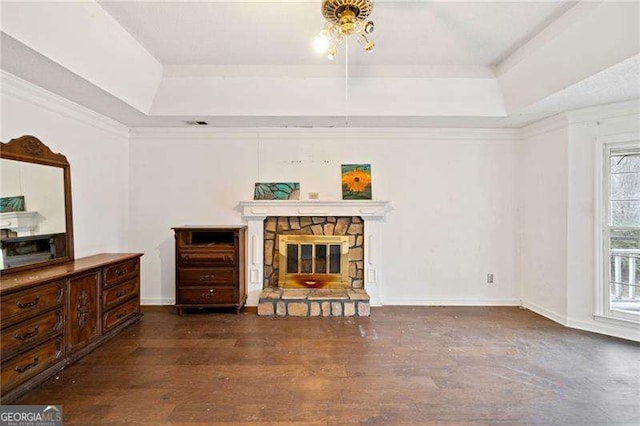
<box><xmin>341</xmin><ymin>164</ymin><xmax>371</xmax><ymax>200</ymax></box>
<box><xmin>254</xmin><ymin>182</ymin><xmax>300</xmax><ymax>200</ymax></box>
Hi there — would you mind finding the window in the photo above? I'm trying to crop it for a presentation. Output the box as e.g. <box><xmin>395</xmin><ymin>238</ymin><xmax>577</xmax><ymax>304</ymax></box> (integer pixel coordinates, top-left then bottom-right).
<box><xmin>601</xmin><ymin>142</ymin><xmax>640</xmax><ymax>322</ymax></box>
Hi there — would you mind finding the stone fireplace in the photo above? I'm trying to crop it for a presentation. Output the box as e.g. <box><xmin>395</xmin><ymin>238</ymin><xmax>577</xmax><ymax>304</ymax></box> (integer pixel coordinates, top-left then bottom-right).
<box><xmin>240</xmin><ymin>200</ymin><xmax>391</xmax><ymax>315</ymax></box>
<box><xmin>263</xmin><ymin>216</ymin><xmax>364</xmax><ymax>289</ymax></box>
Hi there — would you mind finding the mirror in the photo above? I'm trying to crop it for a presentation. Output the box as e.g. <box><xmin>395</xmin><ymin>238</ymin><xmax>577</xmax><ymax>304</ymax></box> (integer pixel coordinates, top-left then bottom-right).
<box><xmin>0</xmin><ymin>135</ymin><xmax>74</xmax><ymax>273</ymax></box>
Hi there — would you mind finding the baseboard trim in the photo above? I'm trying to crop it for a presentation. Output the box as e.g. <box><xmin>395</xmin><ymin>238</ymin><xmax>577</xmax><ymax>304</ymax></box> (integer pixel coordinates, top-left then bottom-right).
<box><xmin>381</xmin><ymin>297</ymin><xmax>521</xmax><ymax>306</ymax></box>
<box><xmin>520</xmin><ymin>300</ymin><xmax>568</xmax><ymax>325</ymax></box>
<box><xmin>521</xmin><ymin>300</ymin><xmax>639</xmax><ymax>342</ymax></box>
<box><xmin>566</xmin><ymin>317</ymin><xmax>640</xmax><ymax>343</ymax></box>
<box><xmin>141</xmin><ymin>297</ymin><xmax>175</xmax><ymax>306</ymax></box>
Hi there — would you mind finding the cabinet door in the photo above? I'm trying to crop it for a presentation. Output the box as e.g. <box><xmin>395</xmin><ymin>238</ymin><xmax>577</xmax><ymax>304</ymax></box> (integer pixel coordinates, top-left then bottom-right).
<box><xmin>66</xmin><ymin>272</ymin><xmax>100</xmax><ymax>351</ymax></box>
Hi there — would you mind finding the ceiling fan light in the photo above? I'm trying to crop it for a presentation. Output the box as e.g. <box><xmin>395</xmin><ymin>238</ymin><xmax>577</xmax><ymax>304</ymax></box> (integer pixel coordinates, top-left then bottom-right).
<box><xmin>314</xmin><ymin>30</ymin><xmax>331</xmax><ymax>53</ymax></box>
<box><xmin>317</xmin><ymin>0</ymin><xmax>375</xmax><ymax>59</ymax></box>
<box><xmin>364</xmin><ymin>20</ymin><xmax>374</xmax><ymax>34</ymax></box>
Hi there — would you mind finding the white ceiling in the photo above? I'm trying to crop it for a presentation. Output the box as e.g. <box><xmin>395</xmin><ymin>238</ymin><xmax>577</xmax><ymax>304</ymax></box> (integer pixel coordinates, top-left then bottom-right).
<box><xmin>1</xmin><ymin>1</ymin><xmax>638</xmax><ymax>128</ymax></box>
<box><xmin>97</xmin><ymin>1</ymin><xmax>572</xmax><ymax>66</ymax></box>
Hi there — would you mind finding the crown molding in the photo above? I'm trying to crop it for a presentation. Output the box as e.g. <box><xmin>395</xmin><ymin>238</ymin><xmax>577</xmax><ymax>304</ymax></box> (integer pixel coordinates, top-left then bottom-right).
<box><xmin>1</xmin><ymin>71</ymin><xmax>130</xmax><ymax>139</ymax></box>
<box><xmin>518</xmin><ymin>99</ymin><xmax>640</xmax><ymax>140</ymax></box>
<box><xmin>518</xmin><ymin>112</ymin><xmax>569</xmax><ymax>140</ymax></box>
<box><xmin>130</xmin><ymin>126</ymin><xmax>519</xmax><ymax>141</ymax></box>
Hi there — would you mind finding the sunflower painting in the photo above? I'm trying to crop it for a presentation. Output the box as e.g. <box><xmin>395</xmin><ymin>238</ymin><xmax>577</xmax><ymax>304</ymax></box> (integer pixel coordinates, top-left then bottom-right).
<box><xmin>341</xmin><ymin>164</ymin><xmax>372</xmax><ymax>200</ymax></box>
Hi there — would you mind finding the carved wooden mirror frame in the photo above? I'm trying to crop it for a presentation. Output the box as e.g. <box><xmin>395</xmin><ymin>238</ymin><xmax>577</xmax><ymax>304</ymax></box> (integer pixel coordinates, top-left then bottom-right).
<box><xmin>0</xmin><ymin>135</ymin><xmax>74</xmax><ymax>274</ymax></box>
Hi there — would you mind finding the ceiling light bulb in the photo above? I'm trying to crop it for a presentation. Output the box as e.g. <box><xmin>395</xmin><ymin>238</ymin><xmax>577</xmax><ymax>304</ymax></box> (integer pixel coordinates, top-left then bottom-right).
<box><xmin>327</xmin><ymin>48</ymin><xmax>337</xmax><ymax>60</ymax></box>
<box><xmin>314</xmin><ymin>30</ymin><xmax>331</xmax><ymax>53</ymax></box>
<box><xmin>364</xmin><ymin>21</ymin><xmax>374</xmax><ymax>34</ymax></box>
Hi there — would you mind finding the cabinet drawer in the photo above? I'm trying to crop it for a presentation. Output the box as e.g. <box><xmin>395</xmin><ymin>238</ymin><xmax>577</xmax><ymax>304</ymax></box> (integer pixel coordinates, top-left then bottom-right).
<box><xmin>103</xmin><ymin>258</ymin><xmax>139</xmax><ymax>288</ymax></box>
<box><xmin>178</xmin><ymin>287</ymin><xmax>236</xmax><ymax>305</ymax></box>
<box><xmin>178</xmin><ymin>250</ymin><xmax>235</xmax><ymax>266</ymax></box>
<box><xmin>1</xmin><ymin>282</ymin><xmax>64</xmax><ymax>324</ymax></box>
<box><xmin>103</xmin><ymin>299</ymin><xmax>139</xmax><ymax>333</ymax></box>
<box><xmin>102</xmin><ymin>278</ymin><xmax>138</xmax><ymax>310</ymax></box>
<box><xmin>1</xmin><ymin>309</ymin><xmax>63</xmax><ymax>361</ymax></box>
<box><xmin>1</xmin><ymin>336</ymin><xmax>63</xmax><ymax>392</ymax></box>
<box><xmin>178</xmin><ymin>267</ymin><xmax>235</xmax><ymax>286</ymax></box>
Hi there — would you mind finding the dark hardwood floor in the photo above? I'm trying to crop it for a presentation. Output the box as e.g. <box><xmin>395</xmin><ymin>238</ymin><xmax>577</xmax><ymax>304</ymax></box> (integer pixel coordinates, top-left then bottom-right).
<box><xmin>15</xmin><ymin>306</ymin><xmax>640</xmax><ymax>424</ymax></box>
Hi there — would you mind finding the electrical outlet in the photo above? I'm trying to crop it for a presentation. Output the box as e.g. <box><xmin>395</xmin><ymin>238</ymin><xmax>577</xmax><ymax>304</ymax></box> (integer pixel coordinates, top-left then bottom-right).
<box><xmin>487</xmin><ymin>273</ymin><xmax>494</xmax><ymax>284</ymax></box>
<box><xmin>309</xmin><ymin>192</ymin><xmax>319</xmax><ymax>200</ymax></box>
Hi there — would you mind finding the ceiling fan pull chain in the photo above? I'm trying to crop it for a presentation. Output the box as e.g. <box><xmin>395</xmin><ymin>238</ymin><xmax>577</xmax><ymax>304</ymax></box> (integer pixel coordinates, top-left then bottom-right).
<box><xmin>345</xmin><ymin>38</ymin><xmax>349</xmax><ymax>126</ymax></box>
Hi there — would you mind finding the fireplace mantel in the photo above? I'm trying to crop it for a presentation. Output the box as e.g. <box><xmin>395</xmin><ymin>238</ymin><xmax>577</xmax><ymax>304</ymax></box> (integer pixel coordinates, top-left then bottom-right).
<box><xmin>239</xmin><ymin>200</ymin><xmax>391</xmax><ymax>307</ymax></box>
<box><xmin>239</xmin><ymin>200</ymin><xmax>391</xmax><ymax>219</ymax></box>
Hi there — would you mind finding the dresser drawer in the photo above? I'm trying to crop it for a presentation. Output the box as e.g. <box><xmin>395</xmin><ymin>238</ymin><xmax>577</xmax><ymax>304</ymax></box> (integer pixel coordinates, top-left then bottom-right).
<box><xmin>1</xmin><ymin>309</ymin><xmax>63</xmax><ymax>361</ymax></box>
<box><xmin>103</xmin><ymin>299</ymin><xmax>139</xmax><ymax>333</ymax></box>
<box><xmin>178</xmin><ymin>287</ymin><xmax>236</xmax><ymax>305</ymax></box>
<box><xmin>178</xmin><ymin>267</ymin><xmax>235</xmax><ymax>286</ymax></box>
<box><xmin>103</xmin><ymin>258</ymin><xmax>139</xmax><ymax>288</ymax></box>
<box><xmin>178</xmin><ymin>250</ymin><xmax>235</xmax><ymax>267</ymax></box>
<box><xmin>1</xmin><ymin>336</ymin><xmax>63</xmax><ymax>392</ymax></box>
<box><xmin>1</xmin><ymin>282</ymin><xmax>64</xmax><ymax>324</ymax></box>
<box><xmin>102</xmin><ymin>277</ymin><xmax>138</xmax><ymax>310</ymax></box>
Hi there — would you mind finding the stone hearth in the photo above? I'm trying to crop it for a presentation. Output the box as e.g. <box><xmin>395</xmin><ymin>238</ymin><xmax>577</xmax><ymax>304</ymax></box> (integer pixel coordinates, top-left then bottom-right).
<box><xmin>257</xmin><ymin>288</ymin><xmax>370</xmax><ymax>317</ymax></box>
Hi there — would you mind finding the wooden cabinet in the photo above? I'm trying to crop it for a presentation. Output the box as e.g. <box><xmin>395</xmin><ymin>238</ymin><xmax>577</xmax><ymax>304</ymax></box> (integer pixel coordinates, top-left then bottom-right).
<box><xmin>66</xmin><ymin>272</ymin><xmax>100</xmax><ymax>351</ymax></box>
<box><xmin>0</xmin><ymin>253</ymin><xmax>142</xmax><ymax>402</ymax></box>
<box><xmin>173</xmin><ymin>226</ymin><xmax>246</xmax><ymax>314</ymax></box>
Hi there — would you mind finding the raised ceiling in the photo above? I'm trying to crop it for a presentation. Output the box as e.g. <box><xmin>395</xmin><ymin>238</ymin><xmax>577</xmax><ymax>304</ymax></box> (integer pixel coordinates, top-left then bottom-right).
<box><xmin>1</xmin><ymin>0</ymin><xmax>638</xmax><ymax>128</ymax></box>
<box><xmin>97</xmin><ymin>1</ymin><xmax>572</xmax><ymax>67</ymax></box>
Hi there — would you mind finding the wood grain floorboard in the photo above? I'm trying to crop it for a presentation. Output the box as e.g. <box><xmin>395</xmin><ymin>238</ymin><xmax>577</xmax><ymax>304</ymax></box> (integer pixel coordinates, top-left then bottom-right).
<box><xmin>13</xmin><ymin>306</ymin><xmax>640</xmax><ymax>424</ymax></box>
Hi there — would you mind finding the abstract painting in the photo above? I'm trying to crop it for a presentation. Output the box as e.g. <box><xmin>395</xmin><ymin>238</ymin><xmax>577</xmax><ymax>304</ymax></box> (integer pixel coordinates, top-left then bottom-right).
<box><xmin>0</xmin><ymin>196</ymin><xmax>25</xmax><ymax>213</ymax></box>
<box><xmin>254</xmin><ymin>182</ymin><xmax>300</xmax><ymax>200</ymax></box>
<box><xmin>341</xmin><ymin>164</ymin><xmax>372</xmax><ymax>200</ymax></box>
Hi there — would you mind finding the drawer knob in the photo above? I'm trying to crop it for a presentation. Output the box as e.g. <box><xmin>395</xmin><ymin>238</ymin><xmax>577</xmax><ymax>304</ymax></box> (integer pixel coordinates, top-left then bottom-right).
<box><xmin>115</xmin><ymin>289</ymin><xmax>128</xmax><ymax>298</ymax></box>
<box><xmin>115</xmin><ymin>268</ymin><xmax>127</xmax><ymax>276</ymax></box>
<box><xmin>15</xmin><ymin>325</ymin><xmax>39</xmax><ymax>342</ymax></box>
<box><xmin>199</xmin><ymin>274</ymin><xmax>215</xmax><ymax>281</ymax></box>
<box><xmin>201</xmin><ymin>289</ymin><xmax>215</xmax><ymax>299</ymax></box>
<box><xmin>15</xmin><ymin>356</ymin><xmax>39</xmax><ymax>374</ymax></box>
<box><xmin>115</xmin><ymin>311</ymin><xmax>129</xmax><ymax>319</ymax></box>
<box><xmin>16</xmin><ymin>296</ymin><xmax>40</xmax><ymax>309</ymax></box>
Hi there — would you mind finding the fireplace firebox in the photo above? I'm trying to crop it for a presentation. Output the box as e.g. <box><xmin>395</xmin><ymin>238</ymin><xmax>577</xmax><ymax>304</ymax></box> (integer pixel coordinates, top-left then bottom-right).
<box><xmin>278</xmin><ymin>235</ymin><xmax>349</xmax><ymax>289</ymax></box>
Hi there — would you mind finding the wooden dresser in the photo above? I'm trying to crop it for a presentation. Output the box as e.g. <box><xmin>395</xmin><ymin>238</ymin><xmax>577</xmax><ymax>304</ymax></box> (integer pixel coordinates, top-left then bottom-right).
<box><xmin>0</xmin><ymin>253</ymin><xmax>142</xmax><ymax>402</ymax></box>
<box><xmin>173</xmin><ymin>226</ymin><xmax>246</xmax><ymax>314</ymax></box>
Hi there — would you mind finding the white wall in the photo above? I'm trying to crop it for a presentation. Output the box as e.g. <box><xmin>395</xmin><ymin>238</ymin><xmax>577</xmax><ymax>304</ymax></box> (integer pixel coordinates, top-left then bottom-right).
<box><xmin>3</xmin><ymin>70</ymin><xmax>636</xmax><ymax>341</ymax></box>
<box><xmin>1</xmin><ymin>72</ymin><xmax>131</xmax><ymax>257</ymax></box>
<box><xmin>517</xmin><ymin>118</ymin><xmax>569</xmax><ymax>322</ymax></box>
<box><xmin>130</xmin><ymin>129</ymin><xmax>520</xmax><ymax>306</ymax></box>
<box><xmin>565</xmin><ymin>104</ymin><xmax>640</xmax><ymax>340</ymax></box>
<box><xmin>519</xmin><ymin>101</ymin><xmax>640</xmax><ymax>341</ymax></box>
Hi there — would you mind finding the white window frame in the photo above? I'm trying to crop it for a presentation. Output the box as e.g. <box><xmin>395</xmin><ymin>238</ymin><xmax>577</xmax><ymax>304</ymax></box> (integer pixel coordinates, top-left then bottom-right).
<box><xmin>594</xmin><ymin>134</ymin><xmax>640</xmax><ymax>324</ymax></box>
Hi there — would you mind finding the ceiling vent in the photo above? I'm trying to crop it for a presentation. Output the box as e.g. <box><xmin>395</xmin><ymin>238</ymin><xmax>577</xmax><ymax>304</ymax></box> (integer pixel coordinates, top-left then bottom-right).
<box><xmin>184</xmin><ymin>120</ymin><xmax>209</xmax><ymax>126</ymax></box>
